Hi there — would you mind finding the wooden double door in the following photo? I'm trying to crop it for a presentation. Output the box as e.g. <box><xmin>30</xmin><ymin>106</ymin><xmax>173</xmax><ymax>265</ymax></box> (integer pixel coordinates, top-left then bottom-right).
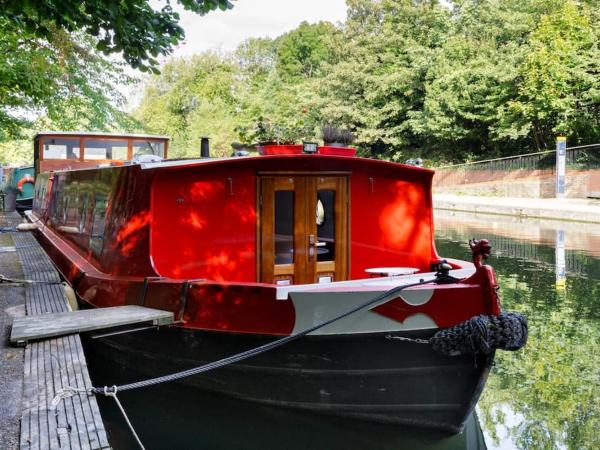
<box><xmin>260</xmin><ymin>175</ymin><xmax>348</xmax><ymax>285</ymax></box>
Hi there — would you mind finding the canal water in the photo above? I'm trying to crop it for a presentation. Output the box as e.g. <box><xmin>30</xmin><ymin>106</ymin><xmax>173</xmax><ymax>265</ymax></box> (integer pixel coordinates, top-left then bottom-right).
<box><xmin>86</xmin><ymin>209</ymin><xmax>600</xmax><ymax>449</ymax></box>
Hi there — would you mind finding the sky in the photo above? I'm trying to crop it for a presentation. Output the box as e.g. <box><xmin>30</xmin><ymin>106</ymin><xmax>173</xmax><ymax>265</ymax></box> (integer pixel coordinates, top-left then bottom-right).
<box><xmin>170</xmin><ymin>0</ymin><xmax>348</xmax><ymax>57</ymax></box>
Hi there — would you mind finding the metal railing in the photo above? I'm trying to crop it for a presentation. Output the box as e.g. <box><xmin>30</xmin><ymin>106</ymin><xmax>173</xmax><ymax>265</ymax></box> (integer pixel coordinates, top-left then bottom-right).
<box><xmin>433</xmin><ymin>143</ymin><xmax>600</xmax><ymax>187</ymax></box>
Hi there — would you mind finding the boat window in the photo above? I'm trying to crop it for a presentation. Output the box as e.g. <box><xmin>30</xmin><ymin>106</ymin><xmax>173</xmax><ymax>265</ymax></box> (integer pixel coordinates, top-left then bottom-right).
<box><xmin>274</xmin><ymin>190</ymin><xmax>294</xmax><ymax>265</ymax></box>
<box><xmin>316</xmin><ymin>190</ymin><xmax>335</xmax><ymax>262</ymax></box>
<box><xmin>90</xmin><ymin>192</ymin><xmax>108</xmax><ymax>256</ymax></box>
<box><xmin>50</xmin><ymin>174</ymin><xmax>67</xmax><ymax>223</ymax></box>
<box><xmin>43</xmin><ymin>138</ymin><xmax>80</xmax><ymax>160</ymax></box>
<box><xmin>84</xmin><ymin>140</ymin><xmax>129</xmax><ymax>160</ymax></box>
<box><xmin>132</xmin><ymin>140</ymin><xmax>165</xmax><ymax>158</ymax></box>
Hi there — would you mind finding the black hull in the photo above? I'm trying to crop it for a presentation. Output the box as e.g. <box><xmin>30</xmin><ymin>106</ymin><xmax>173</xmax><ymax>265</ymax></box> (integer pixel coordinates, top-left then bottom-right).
<box><xmin>15</xmin><ymin>198</ymin><xmax>32</xmax><ymax>212</ymax></box>
<box><xmin>83</xmin><ymin>326</ymin><xmax>493</xmax><ymax>434</ymax></box>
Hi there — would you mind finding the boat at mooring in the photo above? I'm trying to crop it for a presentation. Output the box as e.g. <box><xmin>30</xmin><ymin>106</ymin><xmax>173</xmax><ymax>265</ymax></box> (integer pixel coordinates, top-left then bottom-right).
<box><xmin>26</xmin><ymin>132</ymin><xmax>526</xmax><ymax>433</ymax></box>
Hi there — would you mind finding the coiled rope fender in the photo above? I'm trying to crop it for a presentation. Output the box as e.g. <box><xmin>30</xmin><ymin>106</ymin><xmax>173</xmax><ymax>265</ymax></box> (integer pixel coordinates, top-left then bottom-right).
<box><xmin>430</xmin><ymin>312</ymin><xmax>528</xmax><ymax>356</ymax></box>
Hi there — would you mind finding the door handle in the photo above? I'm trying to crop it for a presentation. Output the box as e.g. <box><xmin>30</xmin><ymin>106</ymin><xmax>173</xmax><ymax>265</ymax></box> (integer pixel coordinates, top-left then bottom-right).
<box><xmin>308</xmin><ymin>235</ymin><xmax>315</xmax><ymax>261</ymax></box>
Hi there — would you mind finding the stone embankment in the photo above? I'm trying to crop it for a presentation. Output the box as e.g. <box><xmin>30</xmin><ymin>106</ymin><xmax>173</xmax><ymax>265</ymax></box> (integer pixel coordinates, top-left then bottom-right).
<box><xmin>434</xmin><ymin>194</ymin><xmax>600</xmax><ymax>224</ymax></box>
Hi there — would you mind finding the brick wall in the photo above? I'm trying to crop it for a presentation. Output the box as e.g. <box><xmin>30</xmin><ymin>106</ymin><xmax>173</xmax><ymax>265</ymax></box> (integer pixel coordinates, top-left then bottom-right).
<box><xmin>433</xmin><ymin>168</ymin><xmax>600</xmax><ymax>198</ymax></box>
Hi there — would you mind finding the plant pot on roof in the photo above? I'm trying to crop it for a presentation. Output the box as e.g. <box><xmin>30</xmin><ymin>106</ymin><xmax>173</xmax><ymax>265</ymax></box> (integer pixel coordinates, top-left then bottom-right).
<box><xmin>321</xmin><ymin>125</ymin><xmax>355</xmax><ymax>148</ymax></box>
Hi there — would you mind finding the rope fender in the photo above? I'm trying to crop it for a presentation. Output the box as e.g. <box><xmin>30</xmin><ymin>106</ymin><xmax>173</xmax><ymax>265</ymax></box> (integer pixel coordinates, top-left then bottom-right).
<box><xmin>430</xmin><ymin>312</ymin><xmax>528</xmax><ymax>356</ymax></box>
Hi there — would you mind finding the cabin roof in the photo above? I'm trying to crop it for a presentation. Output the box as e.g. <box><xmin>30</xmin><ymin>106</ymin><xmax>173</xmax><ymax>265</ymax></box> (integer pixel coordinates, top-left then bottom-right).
<box><xmin>139</xmin><ymin>156</ymin><xmax>235</xmax><ymax>170</ymax></box>
<box><xmin>34</xmin><ymin>131</ymin><xmax>170</xmax><ymax>140</ymax></box>
<box><xmin>138</xmin><ymin>154</ymin><xmax>434</xmax><ymax>174</ymax></box>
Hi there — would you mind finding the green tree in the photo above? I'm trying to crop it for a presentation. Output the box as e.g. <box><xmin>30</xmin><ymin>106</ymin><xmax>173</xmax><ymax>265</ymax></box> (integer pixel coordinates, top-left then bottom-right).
<box><xmin>497</xmin><ymin>1</ymin><xmax>600</xmax><ymax>150</ymax></box>
<box><xmin>0</xmin><ymin>0</ymin><xmax>233</xmax><ymax>72</ymax></box>
<box><xmin>0</xmin><ymin>19</ymin><xmax>134</xmax><ymax>142</ymax></box>
<box><xmin>235</xmin><ymin>38</ymin><xmax>277</xmax><ymax>83</ymax></box>
<box><xmin>233</xmin><ymin>25</ymin><xmax>341</xmax><ymax>146</ymax></box>
<box><xmin>276</xmin><ymin>21</ymin><xmax>339</xmax><ymax>80</ymax></box>
<box><xmin>134</xmin><ymin>53</ymin><xmax>239</xmax><ymax>157</ymax></box>
<box><xmin>130</xmin><ymin>0</ymin><xmax>600</xmax><ymax>164</ymax></box>
<box><xmin>319</xmin><ymin>0</ymin><xmax>451</xmax><ymax>159</ymax></box>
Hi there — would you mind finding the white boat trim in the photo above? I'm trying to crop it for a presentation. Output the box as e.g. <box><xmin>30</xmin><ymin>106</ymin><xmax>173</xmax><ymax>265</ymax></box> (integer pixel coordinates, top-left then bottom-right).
<box><xmin>275</xmin><ymin>267</ymin><xmax>475</xmax><ymax>300</ymax></box>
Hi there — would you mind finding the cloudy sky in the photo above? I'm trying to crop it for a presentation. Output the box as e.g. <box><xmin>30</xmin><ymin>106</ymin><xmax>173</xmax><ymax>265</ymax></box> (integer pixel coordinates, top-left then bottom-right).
<box><xmin>170</xmin><ymin>0</ymin><xmax>348</xmax><ymax>57</ymax></box>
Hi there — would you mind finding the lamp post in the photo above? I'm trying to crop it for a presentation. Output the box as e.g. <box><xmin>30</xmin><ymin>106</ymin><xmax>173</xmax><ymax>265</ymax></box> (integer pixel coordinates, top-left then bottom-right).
<box><xmin>556</xmin><ymin>136</ymin><xmax>566</xmax><ymax>198</ymax></box>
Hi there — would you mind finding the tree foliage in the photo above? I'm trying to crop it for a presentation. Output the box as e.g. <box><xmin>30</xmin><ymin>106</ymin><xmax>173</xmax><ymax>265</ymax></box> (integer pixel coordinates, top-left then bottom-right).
<box><xmin>134</xmin><ymin>53</ymin><xmax>239</xmax><ymax>157</ymax></box>
<box><xmin>0</xmin><ymin>0</ymin><xmax>233</xmax><ymax>72</ymax></box>
<box><xmin>276</xmin><ymin>21</ymin><xmax>339</xmax><ymax>80</ymax></box>
<box><xmin>109</xmin><ymin>0</ymin><xmax>600</xmax><ymax>163</ymax></box>
<box><xmin>0</xmin><ymin>0</ymin><xmax>237</xmax><ymax>164</ymax></box>
<box><xmin>0</xmin><ymin>17</ymin><xmax>136</xmax><ymax>143</ymax></box>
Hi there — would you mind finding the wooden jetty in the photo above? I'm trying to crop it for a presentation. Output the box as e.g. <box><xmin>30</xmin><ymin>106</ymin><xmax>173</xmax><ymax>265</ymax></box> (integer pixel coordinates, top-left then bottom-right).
<box><xmin>1</xmin><ymin>211</ymin><xmax>110</xmax><ymax>450</ymax></box>
<box><xmin>11</xmin><ymin>306</ymin><xmax>173</xmax><ymax>345</ymax></box>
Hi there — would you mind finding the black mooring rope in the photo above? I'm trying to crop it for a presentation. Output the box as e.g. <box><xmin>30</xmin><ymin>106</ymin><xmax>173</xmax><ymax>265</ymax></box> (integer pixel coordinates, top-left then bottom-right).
<box><xmin>92</xmin><ymin>277</ymin><xmax>438</xmax><ymax>394</ymax></box>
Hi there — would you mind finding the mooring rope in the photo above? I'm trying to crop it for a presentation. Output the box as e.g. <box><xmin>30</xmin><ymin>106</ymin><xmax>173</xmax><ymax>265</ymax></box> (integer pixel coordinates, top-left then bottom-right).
<box><xmin>50</xmin><ymin>385</ymin><xmax>146</xmax><ymax>450</ymax></box>
<box><xmin>48</xmin><ymin>274</ymin><xmax>527</xmax><ymax>448</ymax></box>
<box><xmin>49</xmin><ymin>277</ymin><xmax>436</xmax><ymax>449</ymax></box>
<box><xmin>0</xmin><ymin>274</ymin><xmax>63</xmax><ymax>285</ymax></box>
<box><xmin>92</xmin><ymin>277</ymin><xmax>438</xmax><ymax>394</ymax></box>
<box><xmin>104</xmin><ymin>386</ymin><xmax>146</xmax><ymax>450</ymax></box>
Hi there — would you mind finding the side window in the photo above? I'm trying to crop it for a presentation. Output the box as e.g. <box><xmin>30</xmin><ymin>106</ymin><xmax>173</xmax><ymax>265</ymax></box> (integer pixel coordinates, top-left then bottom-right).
<box><xmin>43</xmin><ymin>138</ymin><xmax>80</xmax><ymax>160</ymax></box>
<box><xmin>51</xmin><ymin>175</ymin><xmax>66</xmax><ymax>224</ymax></box>
<box><xmin>132</xmin><ymin>140</ymin><xmax>165</xmax><ymax>158</ymax></box>
<box><xmin>78</xmin><ymin>193</ymin><xmax>92</xmax><ymax>234</ymax></box>
<box><xmin>90</xmin><ymin>192</ymin><xmax>108</xmax><ymax>256</ymax></box>
<box><xmin>83</xmin><ymin>140</ymin><xmax>129</xmax><ymax>161</ymax></box>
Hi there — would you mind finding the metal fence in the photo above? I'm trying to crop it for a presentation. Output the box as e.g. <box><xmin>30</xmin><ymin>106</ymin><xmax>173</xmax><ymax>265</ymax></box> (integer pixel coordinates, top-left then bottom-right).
<box><xmin>433</xmin><ymin>143</ymin><xmax>600</xmax><ymax>188</ymax></box>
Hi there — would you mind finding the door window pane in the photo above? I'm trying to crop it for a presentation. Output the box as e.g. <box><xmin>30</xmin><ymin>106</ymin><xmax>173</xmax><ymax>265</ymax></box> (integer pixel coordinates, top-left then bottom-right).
<box><xmin>317</xmin><ymin>190</ymin><xmax>335</xmax><ymax>262</ymax></box>
<box><xmin>274</xmin><ymin>191</ymin><xmax>294</xmax><ymax>264</ymax></box>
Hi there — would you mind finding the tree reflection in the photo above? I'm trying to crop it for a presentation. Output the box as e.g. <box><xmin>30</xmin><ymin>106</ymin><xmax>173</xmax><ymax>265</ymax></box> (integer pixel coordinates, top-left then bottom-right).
<box><xmin>435</xmin><ymin>233</ymin><xmax>600</xmax><ymax>449</ymax></box>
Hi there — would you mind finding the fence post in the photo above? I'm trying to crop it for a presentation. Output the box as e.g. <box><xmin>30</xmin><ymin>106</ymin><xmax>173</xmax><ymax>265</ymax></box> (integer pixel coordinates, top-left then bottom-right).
<box><xmin>556</xmin><ymin>136</ymin><xmax>567</xmax><ymax>198</ymax></box>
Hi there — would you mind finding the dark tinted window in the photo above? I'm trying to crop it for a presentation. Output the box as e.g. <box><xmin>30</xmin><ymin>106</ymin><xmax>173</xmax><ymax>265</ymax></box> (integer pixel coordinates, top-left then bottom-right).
<box><xmin>274</xmin><ymin>191</ymin><xmax>294</xmax><ymax>265</ymax></box>
<box><xmin>317</xmin><ymin>190</ymin><xmax>335</xmax><ymax>262</ymax></box>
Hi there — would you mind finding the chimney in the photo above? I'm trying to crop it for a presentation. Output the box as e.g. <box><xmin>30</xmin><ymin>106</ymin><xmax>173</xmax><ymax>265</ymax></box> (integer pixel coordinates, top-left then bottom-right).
<box><xmin>200</xmin><ymin>137</ymin><xmax>210</xmax><ymax>158</ymax></box>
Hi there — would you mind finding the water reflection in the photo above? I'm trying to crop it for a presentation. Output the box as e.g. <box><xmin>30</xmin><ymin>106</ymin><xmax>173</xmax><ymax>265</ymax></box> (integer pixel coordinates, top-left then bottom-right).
<box><xmin>434</xmin><ymin>210</ymin><xmax>600</xmax><ymax>450</ymax></box>
<box><xmin>85</xmin><ymin>210</ymin><xmax>600</xmax><ymax>449</ymax></box>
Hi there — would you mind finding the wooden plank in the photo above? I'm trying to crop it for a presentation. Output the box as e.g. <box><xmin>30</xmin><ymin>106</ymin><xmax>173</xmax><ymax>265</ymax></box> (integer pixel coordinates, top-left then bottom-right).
<box><xmin>11</xmin><ymin>305</ymin><xmax>174</xmax><ymax>343</ymax></box>
<box><xmin>0</xmin><ymin>212</ymin><xmax>111</xmax><ymax>449</ymax></box>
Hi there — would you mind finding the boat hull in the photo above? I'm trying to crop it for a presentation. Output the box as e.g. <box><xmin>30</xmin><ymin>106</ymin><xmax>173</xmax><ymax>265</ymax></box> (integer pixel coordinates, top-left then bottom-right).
<box><xmin>84</xmin><ymin>325</ymin><xmax>493</xmax><ymax>433</ymax></box>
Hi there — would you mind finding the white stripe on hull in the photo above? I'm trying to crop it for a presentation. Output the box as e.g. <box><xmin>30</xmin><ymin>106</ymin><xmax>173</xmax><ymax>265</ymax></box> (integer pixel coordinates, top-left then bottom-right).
<box><xmin>289</xmin><ymin>290</ymin><xmax>437</xmax><ymax>335</ymax></box>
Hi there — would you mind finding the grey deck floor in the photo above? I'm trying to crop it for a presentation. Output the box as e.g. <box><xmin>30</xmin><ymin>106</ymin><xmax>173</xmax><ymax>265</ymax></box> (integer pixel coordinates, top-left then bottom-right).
<box><xmin>1</xmin><ymin>212</ymin><xmax>110</xmax><ymax>450</ymax></box>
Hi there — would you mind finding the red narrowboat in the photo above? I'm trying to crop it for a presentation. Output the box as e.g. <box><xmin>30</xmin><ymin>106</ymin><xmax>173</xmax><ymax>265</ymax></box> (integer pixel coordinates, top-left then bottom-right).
<box><xmin>28</xmin><ymin>132</ymin><xmax>509</xmax><ymax>433</ymax></box>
